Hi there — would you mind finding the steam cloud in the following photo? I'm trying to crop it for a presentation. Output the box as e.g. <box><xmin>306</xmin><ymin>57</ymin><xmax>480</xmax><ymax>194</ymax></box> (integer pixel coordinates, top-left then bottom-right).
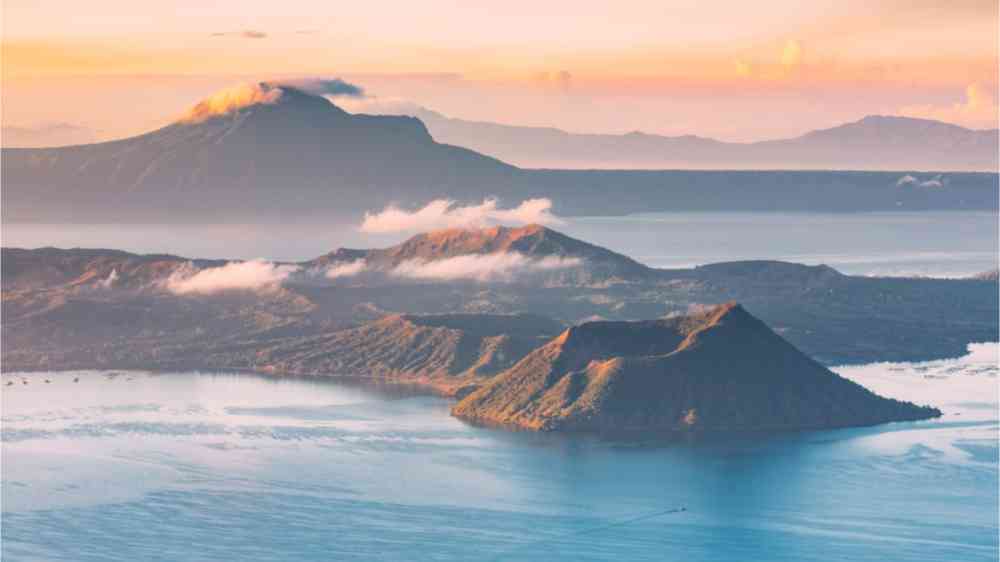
<box><xmin>180</xmin><ymin>83</ymin><xmax>285</xmax><ymax>123</ymax></box>
<box><xmin>390</xmin><ymin>253</ymin><xmax>581</xmax><ymax>282</ymax></box>
<box><xmin>325</xmin><ymin>259</ymin><xmax>367</xmax><ymax>279</ymax></box>
<box><xmin>180</xmin><ymin>79</ymin><xmax>365</xmax><ymax>123</ymax></box>
<box><xmin>165</xmin><ymin>260</ymin><xmax>297</xmax><ymax>295</ymax></box>
<box><xmin>98</xmin><ymin>269</ymin><xmax>119</xmax><ymax>289</ymax></box>
<box><xmin>360</xmin><ymin>198</ymin><xmax>564</xmax><ymax>234</ymax></box>
<box><xmin>281</xmin><ymin>78</ymin><xmax>365</xmax><ymax>98</ymax></box>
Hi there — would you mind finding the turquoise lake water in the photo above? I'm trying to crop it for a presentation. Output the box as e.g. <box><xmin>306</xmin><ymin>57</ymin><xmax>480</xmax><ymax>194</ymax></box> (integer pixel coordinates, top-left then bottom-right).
<box><xmin>2</xmin><ymin>345</ymin><xmax>997</xmax><ymax>561</ymax></box>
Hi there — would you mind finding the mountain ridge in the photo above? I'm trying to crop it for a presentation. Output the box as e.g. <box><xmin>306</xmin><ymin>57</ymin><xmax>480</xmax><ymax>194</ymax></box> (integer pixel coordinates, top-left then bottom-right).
<box><xmin>390</xmin><ymin>105</ymin><xmax>999</xmax><ymax>171</ymax></box>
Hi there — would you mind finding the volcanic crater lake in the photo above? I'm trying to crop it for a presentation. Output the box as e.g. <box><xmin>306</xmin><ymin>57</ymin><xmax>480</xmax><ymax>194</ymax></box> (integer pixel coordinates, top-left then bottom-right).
<box><xmin>2</xmin><ymin>346</ymin><xmax>997</xmax><ymax>562</ymax></box>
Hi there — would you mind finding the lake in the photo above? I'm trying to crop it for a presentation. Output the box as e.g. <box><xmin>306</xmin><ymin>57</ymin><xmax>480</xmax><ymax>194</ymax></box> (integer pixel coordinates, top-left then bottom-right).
<box><xmin>2</xmin><ymin>344</ymin><xmax>997</xmax><ymax>562</ymax></box>
<box><xmin>3</xmin><ymin>211</ymin><xmax>997</xmax><ymax>278</ymax></box>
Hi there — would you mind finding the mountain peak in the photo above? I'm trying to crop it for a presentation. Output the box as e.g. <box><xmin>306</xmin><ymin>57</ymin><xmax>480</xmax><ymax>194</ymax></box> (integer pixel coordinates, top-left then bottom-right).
<box><xmin>854</xmin><ymin>114</ymin><xmax>973</xmax><ymax>128</ymax></box>
<box><xmin>390</xmin><ymin>223</ymin><xmax>557</xmax><ymax>259</ymax></box>
<box><xmin>679</xmin><ymin>300</ymin><xmax>753</xmax><ymax>335</ymax></box>
<box><xmin>802</xmin><ymin>114</ymin><xmax>980</xmax><ymax>140</ymax></box>
<box><xmin>179</xmin><ymin>82</ymin><xmax>346</xmax><ymax>124</ymax></box>
<box><xmin>310</xmin><ymin>224</ymin><xmax>656</xmax><ymax>286</ymax></box>
<box><xmin>418</xmin><ymin>223</ymin><xmax>548</xmax><ymax>243</ymax></box>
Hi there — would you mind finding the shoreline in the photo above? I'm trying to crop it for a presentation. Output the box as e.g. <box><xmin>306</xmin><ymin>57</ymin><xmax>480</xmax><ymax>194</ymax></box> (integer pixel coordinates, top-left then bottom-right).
<box><xmin>2</xmin><ymin>364</ymin><xmax>952</xmax><ymax>437</ymax></box>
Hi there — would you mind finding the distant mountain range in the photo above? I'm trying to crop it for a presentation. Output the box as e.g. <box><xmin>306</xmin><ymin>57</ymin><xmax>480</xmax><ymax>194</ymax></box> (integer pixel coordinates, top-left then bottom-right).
<box><xmin>405</xmin><ymin>106</ymin><xmax>999</xmax><ymax>171</ymax></box>
<box><xmin>452</xmin><ymin>303</ymin><xmax>940</xmax><ymax>432</ymax></box>
<box><xmin>3</xmin><ymin>225</ymin><xmax>996</xmax><ymax>372</ymax></box>
<box><xmin>2</xmin><ymin>123</ymin><xmax>97</xmax><ymax>148</ymax></box>
<box><xmin>3</xmin><ymin>83</ymin><xmax>997</xmax><ymax>223</ymax></box>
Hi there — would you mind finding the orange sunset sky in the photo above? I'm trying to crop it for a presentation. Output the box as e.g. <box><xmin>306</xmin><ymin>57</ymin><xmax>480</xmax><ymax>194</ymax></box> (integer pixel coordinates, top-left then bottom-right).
<box><xmin>2</xmin><ymin>0</ymin><xmax>997</xmax><ymax>143</ymax></box>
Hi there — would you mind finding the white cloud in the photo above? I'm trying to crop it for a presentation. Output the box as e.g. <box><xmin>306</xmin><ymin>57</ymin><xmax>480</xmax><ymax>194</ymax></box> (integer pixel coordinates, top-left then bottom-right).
<box><xmin>325</xmin><ymin>259</ymin><xmax>368</xmax><ymax>279</ymax></box>
<box><xmin>898</xmin><ymin>83</ymin><xmax>999</xmax><ymax>128</ymax></box>
<box><xmin>360</xmin><ymin>198</ymin><xmax>563</xmax><ymax>234</ymax></box>
<box><xmin>164</xmin><ymin>260</ymin><xmax>297</xmax><ymax>295</ymax></box>
<box><xmin>896</xmin><ymin>174</ymin><xmax>945</xmax><ymax>188</ymax></box>
<box><xmin>390</xmin><ymin>252</ymin><xmax>580</xmax><ymax>282</ymax></box>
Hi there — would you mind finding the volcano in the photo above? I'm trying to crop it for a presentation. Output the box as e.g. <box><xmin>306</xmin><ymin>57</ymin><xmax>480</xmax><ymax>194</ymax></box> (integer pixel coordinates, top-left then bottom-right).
<box><xmin>311</xmin><ymin>223</ymin><xmax>656</xmax><ymax>285</ymax></box>
<box><xmin>452</xmin><ymin>303</ymin><xmax>941</xmax><ymax>432</ymax></box>
<box><xmin>1</xmin><ymin>82</ymin><xmax>515</xmax><ymax>222</ymax></box>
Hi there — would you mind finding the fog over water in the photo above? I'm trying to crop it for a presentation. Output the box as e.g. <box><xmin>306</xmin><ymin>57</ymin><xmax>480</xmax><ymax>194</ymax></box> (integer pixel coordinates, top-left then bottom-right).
<box><xmin>2</xmin><ymin>344</ymin><xmax>997</xmax><ymax>561</ymax></box>
<box><xmin>4</xmin><ymin>211</ymin><xmax>996</xmax><ymax>277</ymax></box>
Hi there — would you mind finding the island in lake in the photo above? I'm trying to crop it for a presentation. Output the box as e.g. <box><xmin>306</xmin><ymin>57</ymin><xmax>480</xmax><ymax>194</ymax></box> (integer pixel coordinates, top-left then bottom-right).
<box><xmin>452</xmin><ymin>302</ymin><xmax>940</xmax><ymax>432</ymax></box>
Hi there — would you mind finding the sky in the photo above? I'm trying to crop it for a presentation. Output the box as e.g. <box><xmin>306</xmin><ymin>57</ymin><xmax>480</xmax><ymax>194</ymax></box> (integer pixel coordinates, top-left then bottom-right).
<box><xmin>2</xmin><ymin>0</ymin><xmax>998</xmax><ymax>143</ymax></box>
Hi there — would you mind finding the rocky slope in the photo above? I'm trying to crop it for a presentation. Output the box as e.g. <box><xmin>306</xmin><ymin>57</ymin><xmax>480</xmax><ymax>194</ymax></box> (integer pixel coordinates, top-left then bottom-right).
<box><xmin>249</xmin><ymin>313</ymin><xmax>562</xmax><ymax>395</ymax></box>
<box><xmin>452</xmin><ymin>303</ymin><xmax>941</xmax><ymax>432</ymax></box>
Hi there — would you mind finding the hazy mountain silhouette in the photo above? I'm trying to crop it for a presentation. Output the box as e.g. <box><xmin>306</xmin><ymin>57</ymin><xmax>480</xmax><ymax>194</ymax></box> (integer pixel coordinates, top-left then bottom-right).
<box><xmin>2</xmin><ymin>122</ymin><xmax>97</xmax><ymax>148</ymax></box>
<box><xmin>1</xmin><ymin>84</ymin><xmax>515</xmax><ymax>223</ymax></box>
<box><xmin>3</xmin><ymin>84</ymin><xmax>997</xmax><ymax>223</ymax></box>
<box><xmin>402</xmin><ymin>107</ymin><xmax>999</xmax><ymax>171</ymax></box>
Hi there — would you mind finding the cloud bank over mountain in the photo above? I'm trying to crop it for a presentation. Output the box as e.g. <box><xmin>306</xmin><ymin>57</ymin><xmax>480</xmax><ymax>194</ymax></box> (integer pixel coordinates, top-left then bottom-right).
<box><xmin>390</xmin><ymin>253</ymin><xmax>581</xmax><ymax>282</ymax></box>
<box><xmin>164</xmin><ymin>260</ymin><xmax>297</xmax><ymax>295</ymax></box>
<box><xmin>360</xmin><ymin>198</ymin><xmax>563</xmax><ymax>234</ymax></box>
<box><xmin>324</xmin><ymin>259</ymin><xmax>368</xmax><ymax>279</ymax></box>
<box><xmin>322</xmin><ymin>252</ymin><xmax>582</xmax><ymax>283</ymax></box>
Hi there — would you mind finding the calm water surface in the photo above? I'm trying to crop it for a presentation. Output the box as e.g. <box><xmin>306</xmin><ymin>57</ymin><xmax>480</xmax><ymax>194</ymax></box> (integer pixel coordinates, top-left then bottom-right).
<box><xmin>3</xmin><ymin>344</ymin><xmax>997</xmax><ymax>561</ymax></box>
